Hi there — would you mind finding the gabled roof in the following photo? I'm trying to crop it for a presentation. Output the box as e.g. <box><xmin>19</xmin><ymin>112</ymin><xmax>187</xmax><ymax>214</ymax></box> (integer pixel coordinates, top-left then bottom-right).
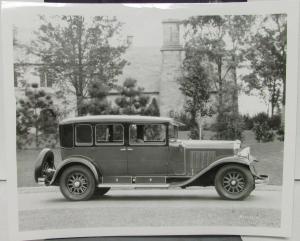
<box><xmin>60</xmin><ymin>115</ymin><xmax>184</xmax><ymax>126</ymax></box>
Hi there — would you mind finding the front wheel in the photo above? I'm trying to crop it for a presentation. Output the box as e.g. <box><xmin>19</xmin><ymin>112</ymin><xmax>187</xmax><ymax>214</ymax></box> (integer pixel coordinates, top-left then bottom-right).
<box><xmin>59</xmin><ymin>165</ymin><xmax>96</xmax><ymax>201</ymax></box>
<box><xmin>214</xmin><ymin>164</ymin><xmax>254</xmax><ymax>200</ymax></box>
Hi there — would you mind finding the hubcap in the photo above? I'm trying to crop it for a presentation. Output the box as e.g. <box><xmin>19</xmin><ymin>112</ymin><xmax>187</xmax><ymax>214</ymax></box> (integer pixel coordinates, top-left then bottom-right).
<box><xmin>223</xmin><ymin>171</ymin><xmax>246</xmax><ymax>194</ymax></box>
<box><xmin>67</xmin><ymin>172</ymin><xmax>88</xmax><ymax>195</ymax></box>
<box><xmin>74</xmin><ymin>181</ymin><xmax>81</xmax><ymax>188</ymax></box>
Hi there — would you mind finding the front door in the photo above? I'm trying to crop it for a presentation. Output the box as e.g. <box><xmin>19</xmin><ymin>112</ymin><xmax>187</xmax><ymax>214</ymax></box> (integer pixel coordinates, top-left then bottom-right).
<box><xmin>127</xmin><ymin>123</ymin><xmax>169</xmax><ymax>175</ymax></box>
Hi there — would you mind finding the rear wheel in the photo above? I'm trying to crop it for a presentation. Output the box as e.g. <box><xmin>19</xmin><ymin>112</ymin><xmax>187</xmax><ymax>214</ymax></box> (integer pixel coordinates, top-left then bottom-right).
<box><xmin>214</xmin><ymin>164</ymin><xmax>254</xmax><ymax>200</ymax></box>
<box><xmin>59</xmin><ymin>165</ymin><xmax>96</xmax><ymax>201</ymax></box>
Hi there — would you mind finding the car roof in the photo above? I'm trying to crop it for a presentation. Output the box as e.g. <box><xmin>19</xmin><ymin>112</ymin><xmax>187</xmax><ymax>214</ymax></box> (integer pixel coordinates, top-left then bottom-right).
<box><xmin>59</xmin><ymin>115</ymin><xmax>184</xmax><ymax>126</ymax></box>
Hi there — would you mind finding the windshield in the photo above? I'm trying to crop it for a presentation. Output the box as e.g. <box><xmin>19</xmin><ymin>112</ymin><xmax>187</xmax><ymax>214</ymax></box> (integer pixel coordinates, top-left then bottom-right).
<box><xmin>168</xmin><ymin>124</ymin><xmax>178</xmax><ymax>140</ymax></box>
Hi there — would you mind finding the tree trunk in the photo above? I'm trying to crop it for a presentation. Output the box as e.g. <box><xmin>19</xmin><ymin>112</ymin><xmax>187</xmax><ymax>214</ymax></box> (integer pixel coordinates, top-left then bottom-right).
<box><xmin>197</xmin><ymin>117</ymin><xmax>202</xmax><ymax>140</ymax></box>
<box><xmin>217</xmin><ymin>57</ymin><xmax>223</xmax><ymax>139</ymax></box>
<box><xmin>217</xmin><ymin>58</ymin><xmax>223</xmax><ymax>115</ymax></box>
<box><xmin>231</xmin><ymin>55</ymin><xmax>239</xmax><ymax>115</ymax></box>
<box><xmin>77</xmin><ymin>17</ymin><xmax>85</xmax><ymax>116</ymax></box>
<box><xmin>282</xmin><ymin>78</ymin><xmax>286</xmax><ymax>128</ymax></box>
<box><xmin>35</xmin><ymin>122</ymin><xmax>39</xmax><ymax>148</ymax></box>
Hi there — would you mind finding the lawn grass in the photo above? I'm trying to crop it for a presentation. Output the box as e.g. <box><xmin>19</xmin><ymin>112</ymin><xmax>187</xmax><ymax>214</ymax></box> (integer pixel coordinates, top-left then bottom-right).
<box><xmin>17</xmin><ymin>130</ymin><xmax>283</xmax><ymax>187</ymax></box>
<box><xmin>242</xmin><ymin>131</ymin><xmax>283</xmax><ymax>185</ymax></box>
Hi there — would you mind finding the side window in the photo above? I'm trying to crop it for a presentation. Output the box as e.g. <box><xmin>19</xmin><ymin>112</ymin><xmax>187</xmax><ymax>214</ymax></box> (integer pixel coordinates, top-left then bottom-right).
<box><xmin>60</xmin><ymin>124</ymin><xmax>74</xmax><ymax>148</ymax></box>
<box><xmin>75</xmin><ymin>124</ymin><xmax>93</xmax><ymax>146</ymax></box>
<box><xmin>95</xmin><ymin>124</ymin><xmax>124</xmax><ymax>145</ymax></box>
<box><xmin>168</xmin><ymin>124</ymin><xmax>178</xmax><ymax>140</ymax></box>
<box><xmin>129</xmin><ymin>124</ymin><xmax>166</xmax><ymax>145</ymax></box>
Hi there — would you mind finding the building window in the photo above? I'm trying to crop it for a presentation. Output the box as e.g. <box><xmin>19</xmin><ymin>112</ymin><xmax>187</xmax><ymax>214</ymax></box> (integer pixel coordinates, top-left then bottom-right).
<box><xmin>40</xmin><ymin>70</ymin><xmax>53</xmax><ymax>88</ymax></box>
<box><xmin>14</xmin><ymin>70</ymin><xmax>20</xmax><ymax>87</ymax></box>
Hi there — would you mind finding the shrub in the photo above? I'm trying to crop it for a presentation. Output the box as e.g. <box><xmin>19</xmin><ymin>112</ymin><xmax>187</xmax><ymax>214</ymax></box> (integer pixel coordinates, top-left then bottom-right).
<box><xmin>212</xmin><ymin>113</ymin><xmax>244</xmax><ymax>141</ymax></box>
<box><xmin>189</xmin><ymin>127</ymin><xmax>200</xmax><ymax>140</ymax></box>
<box><xmin>252</xmin><ymin>112</ymin><xmax>275</xmax><ymax>142</ymax></box>
<box><xmin>268</xmin><ymin>114</ymin><xmax>281</xmax><ymax>130</ymax></box>
<box><xmin>242</xmin><ymin>114</ymin><xmax>254</xmax><ymax>130</ymax></box>
<box><xmin>276</xmin><ymin>126</ymin><xmax>284</xmax><ymax>141</ymax></box>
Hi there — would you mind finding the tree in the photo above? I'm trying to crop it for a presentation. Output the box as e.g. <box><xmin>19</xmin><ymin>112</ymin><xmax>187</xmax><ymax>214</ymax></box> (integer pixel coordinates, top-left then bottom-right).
<box><xmin>28</xmin><ymin>15</ymin><xmax>128</xmax><ymax>116</ymax></box>
<box><xmin>115</xmin><ymin>78</ymin><xmax>157</xmax><ymax>115</ymax></box>
<box><xmin>80</xmin><ymin>82</ymin><xmax>116</xmax><ymax>115</ymax></box>
<box><xmin>16</xmin><ymin>83</ymin><xmax>58</xmax><ymax>148</ymax></box>
<box><xmin>183</xmin><ymin>15</ymin><xmax>254</xmax><ymax>140</ymax></box>
<box><xmin>179</xmin><ymin>48</ymin><xmax>213</xmax><ymax>139</ymax></box>
<box><xmin>184</xmin><ymin>16</ymin><xmax>227</xmax><ymax>119</ymax></box>
<box><xmin>243</xmin><ymin>14</ymin><xmax>287</xmax><ymax>118</ymax></box>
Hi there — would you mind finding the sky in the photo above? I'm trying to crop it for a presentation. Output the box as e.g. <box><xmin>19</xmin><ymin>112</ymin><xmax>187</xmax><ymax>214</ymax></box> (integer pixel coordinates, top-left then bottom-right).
<box><xmin>13</xmin><ymin>4</ymin><xmax>269</xmax><ymax>116</ymax></box>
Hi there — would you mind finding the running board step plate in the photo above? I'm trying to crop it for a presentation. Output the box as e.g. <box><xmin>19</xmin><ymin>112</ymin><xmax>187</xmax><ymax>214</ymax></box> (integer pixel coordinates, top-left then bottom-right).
<box><xmin>98</xmin><ymin>184</ymin><xmax>170</xmax><ymax>188</ymax></box>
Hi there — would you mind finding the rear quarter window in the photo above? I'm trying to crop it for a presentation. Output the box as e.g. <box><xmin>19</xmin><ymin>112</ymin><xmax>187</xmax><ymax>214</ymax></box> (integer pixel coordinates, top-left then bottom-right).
<box><xmin>59</xmin><ymin>124</ymin><xmax>74</xmax><ymax>148</ymax></box>
<box><xmin>75</xmin><ymin>124</ymin><xmax>93</xmax><ymax>146</ymax></box>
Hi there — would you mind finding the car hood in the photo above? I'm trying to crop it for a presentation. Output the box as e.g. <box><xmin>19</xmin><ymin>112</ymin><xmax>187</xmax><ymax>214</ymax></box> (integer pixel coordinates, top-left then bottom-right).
<box><xmin>176</xmin><ymin>139</ymin><xmax>241</xmax><ymax>150</ymax></box>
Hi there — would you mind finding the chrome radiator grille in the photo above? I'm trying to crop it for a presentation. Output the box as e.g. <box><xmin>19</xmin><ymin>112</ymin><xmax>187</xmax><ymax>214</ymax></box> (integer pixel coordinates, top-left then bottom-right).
<box><xmin>190</xmin><ymin>151</ymin><xmax>216</xmax><ymax>175</ymax></box>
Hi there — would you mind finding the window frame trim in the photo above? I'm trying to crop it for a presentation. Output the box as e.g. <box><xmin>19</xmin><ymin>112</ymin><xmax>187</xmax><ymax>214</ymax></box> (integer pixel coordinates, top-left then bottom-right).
<box><xmin>128</xmin><ymin>123</ymin><xmax>167</xmax><ymax>146</ymax></box>
<box><xmin>75</xmin><ymin>124</ymin><xmax>93</xmax><ymax>147</ymax></box>
<box><xmin>95</xmin><ymin>123</ymin><xmax>125</xmax><ymax>146</ymax></box>
<box><xmin>59</xmin><ymin>124</ymin><xmax>74</xmax><ymax>149</ymax></box>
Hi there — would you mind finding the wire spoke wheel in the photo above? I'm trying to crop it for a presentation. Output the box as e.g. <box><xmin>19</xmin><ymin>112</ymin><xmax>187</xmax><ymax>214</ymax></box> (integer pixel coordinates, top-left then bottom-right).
<box><xmin>41</xmin><ymin>161</ymin><xmax>50</xmax><ymax>175</ymax></box>
<box><xmin>66</xmin><ymin>172</ymin><xmax>89</xmax><ymax>195</ymax></box>
<box><xmin>222</xmin><ymin>171</ymin><xmax>246</xmax><ymax>194</ymax></box>
<box><xmin>60</xmin><ymin>165</ymin><xmax>96</xmax><ymax>201</ymax></box>
<box><xmin>214</xmin><ymin>164</ymin><xmax>254</xmax><ymax>200</ymax></box>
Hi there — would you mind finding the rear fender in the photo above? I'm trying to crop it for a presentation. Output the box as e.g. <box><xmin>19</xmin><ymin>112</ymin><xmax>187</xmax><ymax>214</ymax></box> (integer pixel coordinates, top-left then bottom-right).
<box><xmin>176</xmin><ymin>156</ymin><xmax>251</xmax><ymax>187</ymax></box>
<box><xmin>50</xmin><ymin>156</ymin><xmax>101</xmax><ymax>185</ymax></box>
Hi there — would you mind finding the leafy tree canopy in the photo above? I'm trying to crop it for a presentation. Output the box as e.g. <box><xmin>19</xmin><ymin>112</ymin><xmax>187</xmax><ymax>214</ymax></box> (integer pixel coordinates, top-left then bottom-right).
<box><xmin>28</xmin><ymin>15</ymin><xmax>129</xmax><ymax>115</ymax></box>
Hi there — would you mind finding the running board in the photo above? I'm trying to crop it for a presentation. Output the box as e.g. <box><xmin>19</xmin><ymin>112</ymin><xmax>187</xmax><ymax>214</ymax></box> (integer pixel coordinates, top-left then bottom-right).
<box><xmin>98</xmin><ymin>184</ymin><xmax>170</xmax><ymax>188</ymax></box>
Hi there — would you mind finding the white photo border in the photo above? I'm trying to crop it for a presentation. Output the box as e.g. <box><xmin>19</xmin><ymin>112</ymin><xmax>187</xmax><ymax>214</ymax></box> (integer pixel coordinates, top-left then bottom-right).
<box><xmin>1</xmin><ymin>1</ymin><xmax>299</xmax><ymax>240</ymax></box>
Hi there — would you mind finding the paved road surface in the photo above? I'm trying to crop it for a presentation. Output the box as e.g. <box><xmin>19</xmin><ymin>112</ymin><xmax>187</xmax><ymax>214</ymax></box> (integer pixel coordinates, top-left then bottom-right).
<box><xmin>18</xmin><ymin>186</ymin><xmax>281</xmax><ymax>231</ymax></box>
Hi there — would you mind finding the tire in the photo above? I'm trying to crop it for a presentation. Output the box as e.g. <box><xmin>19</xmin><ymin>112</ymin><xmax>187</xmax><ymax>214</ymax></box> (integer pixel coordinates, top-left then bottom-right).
<box><xmin>59</xmin><ymin>165</ymin><xmax>96</xmax><ymax>201</ymax></box>
<box><xmin>214</xmin><ymin>164</ymin><xmax>254</xmax><ymax>200</ymax></box>
<box><xmin>92</xmin><ymin>187</ymin><xmax>110</xmax><ymax>198</ymax></box>
<box><xmin>34</xmin><ymin>148</ymin><xmax>55</xmax><ymax>183</ymax></box>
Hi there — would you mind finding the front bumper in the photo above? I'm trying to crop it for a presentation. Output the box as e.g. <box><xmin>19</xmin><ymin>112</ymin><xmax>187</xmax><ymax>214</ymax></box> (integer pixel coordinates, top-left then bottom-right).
<box><xmin>249</xmin><ymin>160</ymin><xmax>269</xmax><ymax>185</ymax></box>
<box><xmin>254</xmin><ymin>174</ymin><xmax>269</xmax><ymax>185</ymax></box>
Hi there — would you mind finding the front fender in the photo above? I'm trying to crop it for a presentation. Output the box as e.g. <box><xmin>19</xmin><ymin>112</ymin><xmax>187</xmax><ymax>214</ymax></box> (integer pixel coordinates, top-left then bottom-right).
<box><xmin>176</xmin><ymin>155</ymin><xmax>251</xmax><ymax>187</ymax></box>
<box><xmin>49</xmin><ymin>156</ymin><xmax>101</xmax><ymax>185</ymax></box>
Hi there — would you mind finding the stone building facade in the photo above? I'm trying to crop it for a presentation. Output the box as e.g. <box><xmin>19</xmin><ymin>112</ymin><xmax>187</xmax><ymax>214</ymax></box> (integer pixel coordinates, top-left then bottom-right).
<box><xmin>159</xmin><ymin>19</ymin><xmax>185</xmax><ymax>117</ymax></box>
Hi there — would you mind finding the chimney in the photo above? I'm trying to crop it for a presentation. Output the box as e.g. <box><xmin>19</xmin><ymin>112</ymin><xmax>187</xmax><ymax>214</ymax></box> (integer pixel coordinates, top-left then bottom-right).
<box><xmin>161</xmin><ymin>19</ymin><xmax>182</xmax><ymax>51</ymax></box>
<box><xmin>159</xmin><ymin>19</ymin><xmax>185</xmax><ymax>117</ymax></box>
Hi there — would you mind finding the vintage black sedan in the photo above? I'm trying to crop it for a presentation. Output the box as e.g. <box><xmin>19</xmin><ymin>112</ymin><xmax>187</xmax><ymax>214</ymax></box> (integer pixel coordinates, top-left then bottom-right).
<box><xmin>34</xmin><ymin>115</ymin><xmax>268</xmax><ymax>201</ymax></box>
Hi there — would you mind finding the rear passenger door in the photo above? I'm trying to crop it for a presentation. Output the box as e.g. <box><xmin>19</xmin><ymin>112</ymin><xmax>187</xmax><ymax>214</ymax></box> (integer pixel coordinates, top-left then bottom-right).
<box><xmin>127</xmin><ymin>123</ymin><xmax>169</xmax><ymax>176</ymax></box>
<box><xmin>93</xmin><ymin>124</ymin><xmax>128</xmax><ymax>177</ymax></box>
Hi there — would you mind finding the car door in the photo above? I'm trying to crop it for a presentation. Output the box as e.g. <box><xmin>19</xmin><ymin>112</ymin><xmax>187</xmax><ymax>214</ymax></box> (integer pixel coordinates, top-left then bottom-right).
<box><xmin>92</xmin><ymin>123</ymin><xmax>128</xmax><ymax>177</ymax></box>
<box><xmin>127</xmin><ymin>123</ymin><xmax>169</xmax><ymax>176</ymax></box>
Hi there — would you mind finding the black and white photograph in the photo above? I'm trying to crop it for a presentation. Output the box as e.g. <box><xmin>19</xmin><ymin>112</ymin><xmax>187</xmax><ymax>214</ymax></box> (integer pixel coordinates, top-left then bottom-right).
<box><xmin>1</xmin><ymin>1</ymin><xmax>299</xmax><ymax>240</ymax></box>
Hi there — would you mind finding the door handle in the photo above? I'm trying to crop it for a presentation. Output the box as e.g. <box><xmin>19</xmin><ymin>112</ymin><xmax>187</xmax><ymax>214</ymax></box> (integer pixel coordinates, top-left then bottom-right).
<box><xmin>120</xmin><ymin>148</ymin><xmax>126</xmax><ymax>151</ymax></box>
<box><xmin>127</xmin><ymin>148</ymin><xmax>133</xmax><ymax>151</ymax></box>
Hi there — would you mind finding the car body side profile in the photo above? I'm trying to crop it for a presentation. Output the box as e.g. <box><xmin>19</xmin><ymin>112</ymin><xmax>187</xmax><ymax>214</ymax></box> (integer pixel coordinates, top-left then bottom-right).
<box><xmin>34</xmin><ymin>115</ymin><xmax>268</xmax><ymax>201</ymax></box>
